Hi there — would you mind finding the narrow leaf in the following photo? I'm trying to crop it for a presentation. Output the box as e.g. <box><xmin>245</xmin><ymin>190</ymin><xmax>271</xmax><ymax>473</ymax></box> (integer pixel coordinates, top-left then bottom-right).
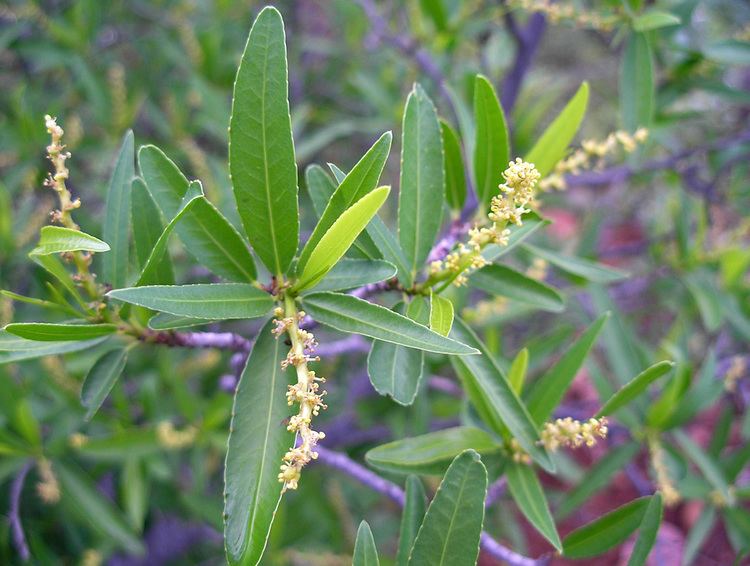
<box><xmin>620</xmin><ymin>33</ymin><xmax>654</xmax><ymax>131</ymax></box>
<box><xmin>229</xmin><ymin>6</ymin><xmax>298</xmax><ymax>276</ymax></box>
<box><xmin>674</xmin><ymin>430</ymin><xmax>734</xmax><ymax>506</ymax></box>
<box><xmin>633</xmin><ymin>10</ymin><xmax>680</xmax><ymax>32</ymax></box>
<box><xmin>507</xmin><ymin>461</ymin><xmax>562</xmax><ymax>551</ymax></box>
<box><xmin>508</xmin><ymin>348</ymin><xmax>529</xmax><ymax>394</ymax></box>
<box><xmin>353</xmin><ymin>521</ymin><xmax>380</xmax><ymax>566</ymax></box>
<box><xmin>596</xmin><ymin>361</ymin><xmax>674</xmax><ymax>417</ymax></box>
<box><xmin>4</xmin><ymin>323</ymin><xmax>117</xmax><ymax>342</ymax></box>
<box><xmin>305</xmin><ymin>164</ymin><xmax>336</xmax><ymax>218</ymax></box>
<box><xmin>0</xmin><ymin>332</ymin><xmax>108</xmax><ymax>365</ymax></box>
<box><xmin>429</xmin><ymin>293</ymin><xmax>454</xmax><ymax>337</ymax></box>
<box><xmin>471</xmin><ymin>264</ymin><xmax>565</xmax><ymax>312</ymax></box>
<box><xmin>397</xmin><ymin>476</ymin><xmax>427</xmax><ymax>566</ymax></box>
<box><xmin>147</xmin><ymin>313</ymin><xmax>219</xmax><ymax>330</ymax></box>
<box><xmin>31</xmin><ymin>226</ymin><xmax>110</xmax><ymax>256</ymax></box>
<box><xmin>473</xmin><ymin>75</ymin><xmax>509</xmax><ymax>210</ymax></box>
<box><xmin>81</xmin><ymin>348</ymin><xmax>128</xmax><ymax>421</ymax></box>
<box><xmin>306</xmin><ymin>259</ymin><xmax>396</xmax><ymax>293</ymax></box>
<box><xmin>368</xmin><ymin>323</ymin><xmax>425</xmax><ymax>406</ymax></box>
<box><xmin>524</xmin><ymin>244</ymin><xmax>628</xmax><ymax>283</ymax></box>
<box><xmin>132</xmin><ymin>179</ymin><xmax>173</xmax><ymax>283</ymax></box>
<box><xmin>441</xmin><ymin>119</ymin><xmax>466</xmax><ymax>212</ymax></box>
<box><xmin>627</xmin><ymin>492</ymin><xmax>663</xmax><ymax>566</ymax></box>
<box><xmin>102</xmin><ymin>130</ymin><xmax>134</xmax><ymax>289</ymax></box>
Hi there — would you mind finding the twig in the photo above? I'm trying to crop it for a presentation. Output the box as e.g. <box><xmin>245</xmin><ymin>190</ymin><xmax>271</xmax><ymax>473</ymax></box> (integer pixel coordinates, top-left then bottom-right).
<box><xmin>315</xmin><ymin>446</ymin><xmax>543</xmax><ymax>566</ymax></box>
<box><xmin>485</xmin><ymin>476</ymin><xmax>508</xmax><ymax>508</ymax></box>
<box><xmin>9</xmin><ymin>460</ymin><xmax>32</xmax><ymax>562</ymax></box>
<box><xmin>501</xmin><ymin>11</ymin><xmax>547</xmax><ymax>113</ymax></box>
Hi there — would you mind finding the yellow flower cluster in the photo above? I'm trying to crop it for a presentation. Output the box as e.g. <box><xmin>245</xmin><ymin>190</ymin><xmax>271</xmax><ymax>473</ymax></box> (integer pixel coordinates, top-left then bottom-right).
<box><xmin>490</xmin><ymin>158</ymin><xmax>541</xmax><ymax>226</ymax></box>
<box><xmin>274</xmin><ymin>306</ymin><xmax>327</xmax><ymax>491</ymax></box>
<box><xmin>44</xmin><ymin>115</ymin><xmax>80</xmax><ymax>228</ymax></box>
<box><xmin>510</xmin><ymin>0</ymin><xmax>619</xmax><ymax>31</ymax></box>
<box><xmin>68</xmin><ymin>432</ymin><xmax>89</xmax><ymax>448</ymax></box>
<box><xmin>648</xmin><ymin>435</ymin><xmax>681</xmax><ymax>507</ymax></box>
<box><xmin>156</xmin><ymin>421</ymin><xmax>198</xmax><ymax>449</ymax></box>
<box><xmin>540</xmin><ymin>128</ymin><xmax>649</xmax><ymax>192</ymax></box>
<box><xmin>540</xmin><ymin>417</ymin><xmax>608</xmax><ymax>451</ymax></box>
<box><xmin>509</xmin><ymin>438</ymin><xmax>531</xmax><ymax>465</ymax></box>
<box><xmin>723</xmin><ymin>355</ymin><xmax>745</xmax><ymax>393</ymax></box>
<box><xmin>36</xmin><ymin>458</ymin><xmax>60</xmax><ymax>504</ymax></box>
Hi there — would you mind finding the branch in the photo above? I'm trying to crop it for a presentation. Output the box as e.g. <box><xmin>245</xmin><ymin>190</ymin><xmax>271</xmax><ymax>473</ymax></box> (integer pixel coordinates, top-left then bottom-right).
<box><xmin>9</xmin><ymin>460</ymin><xmax>32</xmax><ymax>562</ymax></box>
<box><xmin>501</xmin><ymin>11</ymin><xmax>547</xmax><ymax>113</ymax></box>
<box><xmin>315</xmin><ymin>446</ymin><xmax>544</xmax><ymax>566</ymax></box>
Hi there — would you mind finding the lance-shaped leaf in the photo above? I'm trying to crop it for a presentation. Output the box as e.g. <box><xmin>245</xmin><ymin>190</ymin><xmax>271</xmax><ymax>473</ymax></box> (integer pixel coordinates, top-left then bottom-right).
<box><xmin>299</xmin><ymin>132</ymin><xmax>392</xmax><ymax>272</ymax></box>
<box><xmin>429</xmin><ymin>293</ymin><xmax>454</xmax><ymax>336</ymax></box>
<box><xmin>471</xmin><ymin>264</ymin><xmax>564</xmax><ymax>312</ymax></box>
<box><xmin>147</xmin><ymin>313</ymin><xmax>219</xmax><ymax>331</ymax></box>
<box><xmin>525</xmin><ymin>313</ymin><xmax>609</xmax><ymax>425</ymax></box>
<box><xmin>224</xmin><ymin>319</ymin><xmax>293</xmax><ymax>566</ymax></box>
<box><xmin>131</xmin><ymin>179</ymin><xmax>173</xmax><ymax>283</ymax></box>
<box><xmin>4</xmin><ymin>323</ymin><xmax>117</xmax><ymax>342</ymax></box>
<box><xmin>562</xmin><ymin>496</ymin><xmax>650</xmax><ymax>558</ymax></box>
<box><xmin>0</xmin><ymin>331</ymin><xmax>108</xmax><ymax>365</ymax></box>
<box><xmin>627</xmin><ymin>493</ymin><xmax>663</xmax><ymax>566</ymax></box>
<box><xmin>31</xmin><ymin>226</ymin><xmax>110</xmax><ymax>256</ymax></box>
<box><xmin>107</xmin><ymin>284</ymin><xmax>273</xmax><ymax>320</ymax></box>
<box><xmin>633</xmin><ymin>10</ymin><xmax>681</xmax><ymax>32</ymax></box>
<box><xmin>366</xmin><ymin>427</ymin><xmax>500</xmax><ymax>476</ymax></box>
<box><xmin>353</xmin><ymin>521</ymin><xmax>380</xmax><ymax>566</ymax></box>
<box><xmin>407</xmin><ymin>450</ymin><xmax>487</xmax><ymax>566</ymax></box>
<box><xmin>399</xmin><ymin>84</ymin><xmax>444</xmax><ymax>281</ymax></box>
<box><xmin>524</xmin><ymin>244</ymin><xmax>629</xmax><ymax>283</ymax></box>
<box><xmin>305</xmin><ymin>259</ymin><xmax>396</xmax><ymax>293</ymax></box>
<box><xmin>138</xmin><ymin>146</ymin><xmax>257</xmax><ymax>282</ymax></box>
<box><xmin>525</xmin><ymin>82</ymin><xmax>589</xmax><ymax>177</ymax></box>
<box><xmin>397</xmin><ymin>476</ymin><xmax>427</xmax><ymax>566</ymax></box>
<box><xmin>229</xmin><ymin>6</ymin><xmax>298</xmax><ymax>276</ymax></box>
<box><xmin>596</xmin><ymin>361</ymin><xmax>674</xmax><ymax>417</ymax></box>
<box><xmin>674</xmin><ymin>430</ymin><xmax>734</xmax><ymax>506</ymax></box>
<box><xmin>367</xmin><ymin>213</ymin><xmax>412</xmax><ymax>283</ymax></box>
<box><xmin>473</xmin><ymin>75</ymin><xmax>509</xmax><ymax>211</ymax></box>
<box><xmin>305</xmin><ymin>164</ymin><xmax>336</xmax><ymax>218</ymax></box>
<box><xmin>506</xmin><ymin>462</ymin><xmax>562</xmax><ymax>552</ymax></box>
<box><xmin>81</xmin><ymin>348</ymin><xmax>129</xmax><ymax>421</ymax></box>
<box><xmin>296</xmin><ymin>186</ymin><xmax>390</xmax><ymax>291</ymax></box>
<box><xmin>450</xmin><ymin>318</ymin><xmax>554</xmax><ymax>472</ymax></box>
<box><xmin>620</xmin><ymin>33</ymin><xmax>654</xmax><ymax>131</ymax></box>
<box><xmin>301</xmin><ymin>292</ymin><xmax>478</xmax><ymax>355</ymax></box>
<box><xmin>441</xmin><ymin>119</ymin><xmax>466</xmax><ymax>212</ymax></box>
<box><xmin>102</xmin><ymin>130</ymin><xmax>134</xmax><ymax>289</ymax></box>
<box><xmin>508</xmin><ymin>348</ymin><xmax>528</xmax><ymax>394</ymax></box>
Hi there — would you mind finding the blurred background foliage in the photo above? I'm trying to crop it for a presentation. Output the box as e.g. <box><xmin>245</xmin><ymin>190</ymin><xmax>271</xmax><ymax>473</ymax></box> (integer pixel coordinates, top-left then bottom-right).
<box><xmin>1</xmin><ymin>0</ymin><xmax>750</xmax><ymax>564</ymax></box>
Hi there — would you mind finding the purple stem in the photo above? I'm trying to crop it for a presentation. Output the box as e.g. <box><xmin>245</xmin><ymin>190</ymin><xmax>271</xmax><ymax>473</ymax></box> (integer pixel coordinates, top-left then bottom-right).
<box><xmin>501</xmin><ymin>11</ymin><xmax>547</xmax><ymax>113</ymax></box>
<box><xmin>316</xmin><ymin>335</ymin><xmax>370</xmax><ymax>357</ymax></box>
<box><xmin>426</xmin><ymin>220</ymin><xmax>472</xmax><ymax>264</ymax></box>
<box><xmin>428</xmin><ymin>375</ymin><xmax>463</xmax><ymax>397</ymax></box>
<box><xmin>315</xmin><ymin>446</ymin><xmax>543</xmax><ymax>566</ymax></box>
<box><xmin>485</xmin><ymin>476</ymin><xmax>508</xmax><ymax>508</ymax></box>
<box><xmin>10</xmin><ymin>460</ymin><xmax>32</xmax><ymax>562</ymax></box>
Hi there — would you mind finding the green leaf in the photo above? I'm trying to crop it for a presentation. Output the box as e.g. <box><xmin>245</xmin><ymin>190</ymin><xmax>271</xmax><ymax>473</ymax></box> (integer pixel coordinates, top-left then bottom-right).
<box><xmin>674</xmin><ymin>430</ymin><xmax>734</xmax><ymax>506</ymax></box>
<box><xmin>301</xmin><ymin>292</ymin><xmax>478</xmax><ymax>355</ymax></box>
<box><xmin>627</xmin><ymin>493</ymin><xmax>663</xmax><ymax>566</ymax></box>
<box><xmin>704</xmin><ymin>39</ymin><xmax>750</xmax><ymax>66</ymax></box>
<box><xmin>482</xmin><ymin>213</ymin><xmax>547</xmax><ymax>262</ymax></box>
<box><xmin>366</xmin><ymin>427</ymin><xmax>499</xmax><ymax>476</ymax></box>
<box><xmin>4</xmin><ymin>323</ymin><xmax>117</xmax><ymax>342</ymax></box>
<box><xmin>399</xmin><ymin>84</ymin><xmax>444</xmax><ymax>280</ymax></box>
<box><xmin>0</xmin><ymin>332</ymin><xmax>108</xmax><ymax>365</ymax></box>
<box><xmin>30</xmin><ymin>226</ymin><xmax>110</xmax><ymax>256</ymax></box>
<box><xmin>296</xmin><ymin>186</ymin><xmax>390</xmax><ymax>290</ymax></box>
<box><xmin>562</xmin><ymin>496</ymin><xmax>650</xmax><ymax>558</ymax></box>
<box><xmin>526</xmin><ymin>313</ymin><xmax>609</xmax><ymax>425</ymax></box>
<box><xmin>429</xmin><ymin>293</ymin><xmax>454</xmax><ymax>336</ymax></box>
<box><xmin>102</xmin><ymin>130</ymin><xmax>134</xmax><ymax>289</ymax></box>
<box><xmin>81</xmin><ymin>348</ymin><xmax>128</xmax><ymax>421</ymax></box>
<box><xmin>506</xmin><ymin>462</ymin><xmax>562</xmax><ymax>552</ymax></box>
<box><xmin>450</xmin><ymin>318</ymin><xmax>554</xmax><ymax>472</ymax></box>
<box><xmin>229</xmin><ymin>6</ymin><xmax>298</xmax><ymax>276</ymax></box>
<box><xmin>131</xmin><ymin>178</ymin><xmax>173</xmax><ymax>283</ymax></box>
<box><xmin>305</xmin><ymin>259</ymin><xmax>396</xmax><ymax>293</ymax></box>
<box><xmin>56</xmin><ymin>461</ymin><xmax>144</xmax><ymax>554</ymax></box>
<box><xmin>147</xmin><ymin>313</ymin><xmax>219</xmax><ymax>330</ymax></box>
<box><xmin>299</xmin><ymin>133</ymin><xmax>392</xmax><ymax>273</ymax></box>
<box><xmin>107</xmin><ymin>284</ymin><xmax>273</xmax><ymax>320</ymax></box>
<box><xmin>596</xmin><ymin>361</ymin><xmax>674</xmax><ymax>417</ymax></box>
<box><xmin>353</xmin><ymin>521</ymin><xmax>380</xmax><ymax>566</ymax></box>
<box><xmin>682</xmin><ymin>507</ymin><xmax>716</xmax><ymax>566</ymax></box>
<box><xmin>620</xmin><ymin>33</ymin><xmax>654</xmax><ymax>131</ymax></box>
<box><xmin>684</xmin><ymin>270</ymin><xmax>724</xmax><ymax>332</ymax></box>
<box><xmin>138</xmin><ymin>146</ymin><xmax>257</xmax><ymax>282</ymax></box>
<box><xmin>525</xmin><ymin>82</ymin><xmax>589</xmax><ymax>177</ymax></box>
<box><xmin>305</xmin><ymin>164</ymin><xmax>336</xmax><ymax>218</ymax></box>
<box><xmin>473</xmin><ymin>74</ymin><xmax>509</xmax><ymax>210</ymax></box>
<box><xmin>470</xmin><ymin>264</ymin><xmax>564</xmax><ymax>312</ymax></box>
<box><xmin>397</xmin><ymin>476</ymin><xmax>427</xmax><ymax>566</ymax></box>
<box><xmin>524</xmin><ymin>244</ymin><xmax>628</xmax><ymax>283</ymax></box>
<box><xmin>367</xmin><ymin>214</ymin><xmax>412</xmax><ymax>283</ymax></box>
<box><xmin>633</xmin><ymin>10</ymin><xmax>681</xmax><ymax>31</ymax></box>
<box><xmin>122</xmin><ymin>459</ymin><xmax>148</xmax><ymax>532</ymax></box>
<box><xmin>224</xmin><ymin>319</ymin><xmax>293</xmax><ymax>566</ymax></box>
<box><xmin>407</xmin><ymin>450</ymin><xmax>487</xmax><ymax>566</ymax></box>
<box><xmin>441</xmin><ymin>120</ymin><xmax>466</xmax><ymax>212</ymax></box>
<box><xmin>508</xmin><ymin>348</ymin><xmax>528</xmax><ymax>394</ymax></box>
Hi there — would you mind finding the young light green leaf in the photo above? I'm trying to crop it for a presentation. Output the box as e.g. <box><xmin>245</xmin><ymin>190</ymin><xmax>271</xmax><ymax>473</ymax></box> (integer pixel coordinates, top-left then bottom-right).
<box><xmin>147</xmin><ymin>313</ymin><xmax>220</xmax><ymax>330</ymax></box>
<box><xmin>81</xmin><ymin>348</ymin><xmax>129</xmax><ymax>421</ymax></box>
<box><xmin>450</xmin><ymin>318</ymin><xmax>554</xmax><ymax>472</ymax></box>
<box><xmin>397</xmin><ymin>476</ymin><xmax>427</xmax><ymax>566</ymax></box>
<box><xmin>526</xmin><ymin>313</ymin><xmax>609</xmax><ymax>425</ymax></box>
<box><xmin>627</xmin><ymin>492</ymin><xmax>663</xmax><ymax>566</ymax></box>
<box><xmin>131</xmin><ymin>178</ymin><xmax>173</xmax><ymax>283</ymax></box>
<box><xmin>407</xmin><ymin>450</ymin><xmax>487</xmax><ymax>566</ymax></box>
<box><xmin>102</xmin><ymin>130</ymin><xmax>134</xmax><ymax>289</ymax></box>
<box><xmin>299</xmin><ymin>133</ymin><xmax>392</xmax><ymax>272</ymax></box>
<box><xmin>0</xmin><ymin>332</ymin><xmax>108</xmax><ymax>365</ymax></box>
<box><xmin>229</xmin><ymin>6</ymin><xmax>298</xmax><ymax>276</ymax></box>
<box><xmin>620</xmin><ymin>33</ymin><xmax>654</xmax><ymax>131</ymax></box>
<box><xmin>470</xmin><ymin>264</ymin><xmax>565</xmax><ymax>313</ymax></box>
<box><xmin>224</xmin><ymin>319</ymin><xmax>293</xmax><ymax>566</ymax></box>
<box><xmin>562</xmin><ymin>496</ymin><xmax>650</xmax><ymax>558</ymax></box>
<box><xmin>399</xmin><ymin>84</ymin><xmax>444</xmax><ymax>281</ymax></box>
<box><xmin>353</xmin><ymin>521</ymin><xmax>380</xmax><ymax>566</ymax></box>
<box><xmin>674</xmin><ymin>430</ymin><xmax>734</xmax><ymax>506</ymax></box>
<box><xmin>525</xmin><ymin>82</ymin><xmax>589</xmax><ymax>177</ymax></box>
<box><xmin>107</xmin><ymin>284</ymin><xmax>273</xmax><ymax>320</ymax></box>
<box><xmin>441</xmin><ymin>119</ymin><xmax>466</xmax><ymax>212</ymax></box>
<box><xmin>633</xmin><ymin>10</ymin><xmax>680</xmax><ymax>32</ymax></box>
<box><xmin>596</xmin><ymin>361</ymin><xmax>674</xmax><ymax>417</ymax></box>
<box><xmin>506</xmin><ymin>461</ymin><xmax>562</xmax><ymax>552</ymax></box>
<box><xmin>56</xmin><ymin>461</ymin><xmax>144</xmax><ymax>555</ymax></box>
<box><xmin>524</xmin><ymin>244</ymin><xmax>629</xmax><ymax>283</ymax></box>
<box><xmin>508</xmin><ymin>348</ymin><xmax>529</xmax><ymax>394</ymax></box>
<box><xmin>366</xmin><ymin>427</ymin><xmax>499</xmax><ymax>476</ymax></box>
<box><xmin>305</xmin><ymin>259</ymin><xmax>396</xmax><ymax>293</ymax></box>
<box><xmin>301</xmin><ymin>292</ymin><xmax>478</xmax><ymax>355</ymax></box>
<box><xmin>473</xmin><ymin>75</ymin><xmax>509</xmax><ymax>210</ymax></box>
<box><xmin>296</xmin><ymin>186</ymin><xmax>390</xmax><ymax>291</ymax></box>
<box><xmin>429</xmin><ymin>293</ymin><xmax>454</xmax><ymax>337</ymax></box>
<box><xmin>31</xmin><ymin>226</ymin><xmax>110</xmax><ymax>256</ymax></box>
<box><xmin>4</xmin><ymin>323</ymin><xmax>117</xmax><ymax>342</ymax></box>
